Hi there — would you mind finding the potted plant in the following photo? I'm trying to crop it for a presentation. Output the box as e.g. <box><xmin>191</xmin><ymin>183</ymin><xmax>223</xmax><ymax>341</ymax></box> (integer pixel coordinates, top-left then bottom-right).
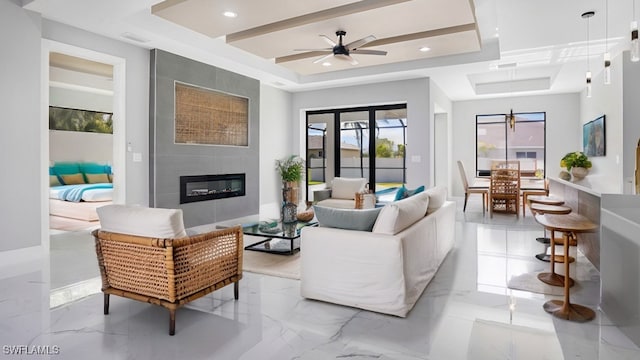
<box><xmin>275</xmin><ymin>155</ymin><xmax>305</xmax><ymax>208</ymax></box>
<box><xmin>560</xmin><ymin>151</ymin><xmax>592</xmax><ymax>180</ymax></box>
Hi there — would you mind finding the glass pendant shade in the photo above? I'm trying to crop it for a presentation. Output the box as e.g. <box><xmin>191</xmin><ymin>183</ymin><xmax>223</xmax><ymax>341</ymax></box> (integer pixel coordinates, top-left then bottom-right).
<box><xmin>586</xmin><ymin>71</ymin><xmax>592</xmax><ymax>98</ymax></box>
<box><xmin>632</xmin><ymin>21</ymin><xmax>640</xmax><ymax>62</ymax></box>
<box><xmin>604</xmin><ymin>52</ymin><xmax>611</xmax><ymax>85</ymax></box>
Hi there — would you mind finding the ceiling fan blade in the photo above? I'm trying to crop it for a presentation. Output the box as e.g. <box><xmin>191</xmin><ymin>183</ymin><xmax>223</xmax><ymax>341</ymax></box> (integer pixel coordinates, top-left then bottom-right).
<box><xmin>312</xmin><ymin>53</ymin><xmax>334</xmax><ymax>64</ymax></box>
<box><xmin>345</xmin><ymin>35</ymin><xmax>376</xmax><ymax>50</ymax></box>
<box><xmin>320</xmin><ymin>35</ymin><xmax>337</xmax><ymax>47</ymax></box>
<box><xmin>350</xmin><ymin>49</ymin><xmax>387</xmax><ymax>56</ymax></box>
<box><xmin>345</xmin><ymin>55</ymin><xmax>358</xmax><ymax>65</ymax></box>
<box><xmin>293</xmin><ymin>48</ymin><xmax>332</xmax><ymax>52</ymax></box>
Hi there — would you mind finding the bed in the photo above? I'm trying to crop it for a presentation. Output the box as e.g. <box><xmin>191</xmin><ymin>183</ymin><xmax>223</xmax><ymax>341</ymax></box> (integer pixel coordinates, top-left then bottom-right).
<box><xmin>49</xmin><ymin>162</ymin><xmax>114</xmax><ymax>221</ymax></box>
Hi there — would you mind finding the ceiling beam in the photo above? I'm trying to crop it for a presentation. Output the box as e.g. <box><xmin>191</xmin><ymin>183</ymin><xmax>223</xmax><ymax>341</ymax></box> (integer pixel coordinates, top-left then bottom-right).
<box><xmin>226</xmin><ymin>0</ymin><xmax>411</xmax><ymax>43</ymax></box>
<box><xmin>275</xmin><ymin>23</ymin><xmax>478</xmax><ymax>64</ymax></box>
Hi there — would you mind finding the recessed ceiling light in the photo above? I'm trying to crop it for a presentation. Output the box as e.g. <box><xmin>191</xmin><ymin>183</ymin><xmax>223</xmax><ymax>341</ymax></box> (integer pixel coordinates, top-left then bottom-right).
<box><xmin>322</xmin><ymin>62</ymin><xmax>331</xmax><ymax>67</ymax></box>
<box><xmin>223</xmin><ymin>11</ymin><xmax>237</xmax><ymax>18</ymax></box>
<box><xmin>419</xmin><ymin>46</ymin><xmax>431</xmax><ymax>52</ymax></box>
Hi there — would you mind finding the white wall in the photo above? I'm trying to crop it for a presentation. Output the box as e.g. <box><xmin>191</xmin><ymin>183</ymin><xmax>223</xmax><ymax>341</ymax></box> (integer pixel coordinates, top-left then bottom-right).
<box><xmin>580</xmin><ymin>53</ymin><xmax>625</xmax><ymax>194</ymax></box>
<box><xmin>452</xmin><ymin>93</ymin><xmax>580</xmax><ymax>197</ymax></box>
<box><xmin>430</xmin><ymin>81</ymin><xmax>453</xmax><ymax>193</ymax></box>
<box><xmin>623</xmin><ymin>51</ymin><xmax>640</xmax><ymax>194</ymax></box>
<box><xmin>292</xmin><ymin>78</ymin><xmax>432</xmax><ymax>189</ymax></box>
<box><xmin>49</xmin><ymin>87</ymin><xmax>112</xmax><ymax>113</ymax></box>
<box><xmin>49</xmin><ymin>130</ymin><xmax>112</xmax><ymax>163</ymax></box>
<box><xmin>0</xmin><ymin>0</ymin><xmax>43</xmax><ymax>253</ymax></box>
<box><xmin>259</xmin><ymin>84</ymin><xmax>293</xmax><ymax>216</ymax></box>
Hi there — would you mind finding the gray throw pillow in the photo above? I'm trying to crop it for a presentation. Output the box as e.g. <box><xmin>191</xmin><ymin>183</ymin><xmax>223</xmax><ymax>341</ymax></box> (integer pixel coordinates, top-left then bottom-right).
<box><xmin>313</xmin><ymin>205</ymin><xmax>382</xmax><ymax>232</ymax></box>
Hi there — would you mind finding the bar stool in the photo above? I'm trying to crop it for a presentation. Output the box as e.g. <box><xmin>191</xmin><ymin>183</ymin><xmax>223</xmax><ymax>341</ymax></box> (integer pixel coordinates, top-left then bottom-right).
<box><xmin>528</xmin><ymin>195</ymin><xmax>566</xmax><ymax>262</ymax></box>
<box><xmin>535</xmin><ymin>213</ymin><xmax>598</xmax><ymax>322</ymax></box>
<box><xmin>529</xmin><ymin>202</ymin><xmax>572</xmax><ymax>262</ymax></box>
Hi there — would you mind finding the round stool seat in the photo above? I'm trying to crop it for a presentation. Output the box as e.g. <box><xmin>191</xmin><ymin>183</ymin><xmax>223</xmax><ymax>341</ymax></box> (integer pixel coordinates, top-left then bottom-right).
<box><xmin>528</xmin><ymin>195</ymin><xmax>565</xmax><ymax>206</ymax></box>
<box><xmin>530</xmin><ymin>203</ymin><xmax>571</xmax><ymax>214</ymax></box>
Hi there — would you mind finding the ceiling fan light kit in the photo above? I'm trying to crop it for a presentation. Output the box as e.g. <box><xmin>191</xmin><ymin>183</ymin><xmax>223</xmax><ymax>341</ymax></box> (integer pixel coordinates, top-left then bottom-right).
<box><xmin>582</xmin><ymin>11</ymin><xmax>594</xmax><ymax>98</ymax></box>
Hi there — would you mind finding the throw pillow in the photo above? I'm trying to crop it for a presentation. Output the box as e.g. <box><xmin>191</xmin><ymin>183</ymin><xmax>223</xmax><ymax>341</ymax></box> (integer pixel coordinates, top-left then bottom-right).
<box><xmin>372</xmin><ymin>192</ymin><xmax>430</xmax><ymax>235</ymax></box>
<box><xmin>313</xmin><ymin>205</ymin><xmax>382</xmax><ymax>232</ymax></box>
<box><xmin>85</xmin><ymin>173</ymin><xmax>110</xmax><ymax>184</ymax></box>
<box><xmin>330</xmin><ymin>177</ymin><xmax>367</xmax><ymax>200</ymax></box>
<box><xmin>61</xmin><ymin>173</ymin><xmax>86</xmax><ymax>185</ymax></box>
<box><xmin>393</xmin><ymin>185</ymin><xmax>425</xmax><ymax>201</ymax></box>
<box><xmin>423</xmin><ymin>186</ymin><xmax>447</xmax><ymax>213</ymax></box>
<box><xmin>50</xmin><ymin>175</ymin><xmax>61</xmax><ymax>187</ymax></box>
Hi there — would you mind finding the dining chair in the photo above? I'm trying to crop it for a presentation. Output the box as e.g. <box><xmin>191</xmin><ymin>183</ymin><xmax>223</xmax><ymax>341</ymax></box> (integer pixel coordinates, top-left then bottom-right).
<box><xmin>489</xmin><ymin>160</ymin><xmax>520</xmax><ymax>218</ymax></box>
<box><xmin>457</xmin><ymin>160</ymin><xmax>487</xmax><ymax>213</ymax></box>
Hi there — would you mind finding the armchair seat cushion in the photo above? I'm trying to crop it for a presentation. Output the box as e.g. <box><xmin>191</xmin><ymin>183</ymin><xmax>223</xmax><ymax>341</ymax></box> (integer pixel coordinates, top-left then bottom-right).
<box><xmin>315</xmin><ymin>198</ymin><xmax>356</xmax><ymax>209</ymax></box>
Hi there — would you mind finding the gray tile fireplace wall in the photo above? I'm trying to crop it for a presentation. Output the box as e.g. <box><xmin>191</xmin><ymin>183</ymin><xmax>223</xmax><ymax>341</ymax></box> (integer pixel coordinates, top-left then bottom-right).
<box><xmin>149</xmin><ymin>49</ymin><xmax>259</xmax><ymax>227</ymax></box>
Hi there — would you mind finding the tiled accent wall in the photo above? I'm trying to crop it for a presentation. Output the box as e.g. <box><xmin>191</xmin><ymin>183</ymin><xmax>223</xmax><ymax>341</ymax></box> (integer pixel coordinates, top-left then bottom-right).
<box><xmin>149</xmin><ymin>49</ymin><xmax>260</xmax><ymax>227</ymax></box>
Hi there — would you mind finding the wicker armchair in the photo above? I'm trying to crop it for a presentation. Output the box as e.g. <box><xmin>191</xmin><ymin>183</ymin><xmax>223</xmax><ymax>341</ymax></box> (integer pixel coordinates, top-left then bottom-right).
<box><xmin>92</xmin><ymin>205</ymin><xmax>243</xmax><ymax>335</ymax></box>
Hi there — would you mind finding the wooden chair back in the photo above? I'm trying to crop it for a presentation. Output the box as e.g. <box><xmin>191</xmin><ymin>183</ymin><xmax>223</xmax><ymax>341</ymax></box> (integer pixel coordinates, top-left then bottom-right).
<box><xmin>489</xmin><ymin>160</ymin><xmax>521</xmax><ymax>216</ymax></box>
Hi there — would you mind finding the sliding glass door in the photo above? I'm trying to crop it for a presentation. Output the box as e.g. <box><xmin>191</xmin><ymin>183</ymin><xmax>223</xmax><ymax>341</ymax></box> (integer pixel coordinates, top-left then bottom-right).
<box><xmin>306</xmin><ymin>104</ymin><xmax>407</xmax><ymax>201</ymax></box>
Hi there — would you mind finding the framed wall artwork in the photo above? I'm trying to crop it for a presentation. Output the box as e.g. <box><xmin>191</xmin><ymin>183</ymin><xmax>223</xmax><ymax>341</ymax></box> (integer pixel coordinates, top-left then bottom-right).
<box><xmin>583</xmin><ymin>114</ymin><xmax>605</xmax><ymax>157</ymax></box>
<box><xmin>174</xmin><ymin>82</ymin><xmax>249</xmax><ymax>146</ymax></box>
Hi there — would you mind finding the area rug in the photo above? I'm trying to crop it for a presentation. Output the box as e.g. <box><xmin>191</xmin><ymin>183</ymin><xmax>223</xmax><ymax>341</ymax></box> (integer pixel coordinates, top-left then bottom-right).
<box><xmin>507</xmin><ymin>272</ymin><xmax>567</xmax><ymax>296</ymax></box>
<box><xmin>467</xmin><ymin>319</ymin><xmax>563</xmax><ymax>359</ymax></box>
<box><xmin>507</xmin><ymin>250</ymin><xmax>596</xmax><ymax>296</ymax></box>
<box><xmin>242</xmin><ymin>250</ymin><xmax>300</xmax><ymax>280</ymax></box>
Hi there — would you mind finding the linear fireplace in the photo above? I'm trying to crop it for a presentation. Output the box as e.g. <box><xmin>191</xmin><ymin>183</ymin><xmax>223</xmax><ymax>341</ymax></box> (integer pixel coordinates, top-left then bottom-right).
<box><xmin>180</xmin><ymin>173</ymin><xmax>246</xmax><ymax>204</ymax></box>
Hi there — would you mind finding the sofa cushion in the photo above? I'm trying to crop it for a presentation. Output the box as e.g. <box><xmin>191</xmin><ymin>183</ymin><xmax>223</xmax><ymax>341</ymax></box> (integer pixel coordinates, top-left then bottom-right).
<box><xmin>424</xmin><ymin>186</ymin><xmax>447</xmax><ymax>214</ymax></box>
<box><xmin>97</xmin><ymin>205</ymin><xmax>188</xmax><ymax>238</ymax></box>
<box><xmin>372</xmin><ymin>192</ymin><xmax>430</xmax><ymax>235</ymax></box>
<box><xmin>331</xmin><ymin>177</ymin><xmax>366</xmax><ymax>200</ymax></box>
<box><xmin>313</xmin><ymin>205</ymin><xmax>382</xmax><ymax>232</ymax></box>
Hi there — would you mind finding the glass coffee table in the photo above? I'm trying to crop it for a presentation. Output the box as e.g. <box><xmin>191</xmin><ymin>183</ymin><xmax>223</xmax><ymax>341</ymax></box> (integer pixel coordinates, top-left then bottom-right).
<box><xmin>218</xmin><ymin>217</ymin><xmax>317</xmax><ymax>255</ymax></box>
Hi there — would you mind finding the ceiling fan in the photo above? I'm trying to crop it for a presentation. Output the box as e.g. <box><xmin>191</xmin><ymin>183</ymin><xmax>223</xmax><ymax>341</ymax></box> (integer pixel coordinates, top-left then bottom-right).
<box><xmin>294</xmin><ymin>30</ymin><xmax>387</xmax><ymax>65</ymax></box>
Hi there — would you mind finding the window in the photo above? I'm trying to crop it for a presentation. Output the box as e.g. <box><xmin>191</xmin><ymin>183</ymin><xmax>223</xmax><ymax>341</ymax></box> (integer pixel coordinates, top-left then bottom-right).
<box><xmin>476</xmin><ymin>112</ymin><xmax>545</xmax><ymax>178</ymax></box>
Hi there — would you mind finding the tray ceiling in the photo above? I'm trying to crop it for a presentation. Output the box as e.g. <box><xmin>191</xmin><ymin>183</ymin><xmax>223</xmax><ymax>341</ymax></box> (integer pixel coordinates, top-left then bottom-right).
<box><xmin>152</xmin><ymin>0</ymin><xmax>481</xmax><ymax>75</ymax></box>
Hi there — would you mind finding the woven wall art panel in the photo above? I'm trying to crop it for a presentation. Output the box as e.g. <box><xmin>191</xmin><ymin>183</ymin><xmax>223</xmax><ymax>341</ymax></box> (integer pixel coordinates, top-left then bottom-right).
<box><xmin>175</xmin><ymin>83</ymin><xmax>248</xmax><ymax>146</ymax></box>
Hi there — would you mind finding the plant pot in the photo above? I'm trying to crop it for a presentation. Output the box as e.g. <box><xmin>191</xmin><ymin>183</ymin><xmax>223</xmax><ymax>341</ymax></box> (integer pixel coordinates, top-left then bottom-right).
<box><xmin>571</xmin><ymin>167</ymin><xmax>588</xmax><ymax>180</ymax></box>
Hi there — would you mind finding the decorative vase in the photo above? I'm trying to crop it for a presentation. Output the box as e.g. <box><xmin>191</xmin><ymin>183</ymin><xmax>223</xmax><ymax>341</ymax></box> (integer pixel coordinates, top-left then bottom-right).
<box><xmin>559</xmin><ymin>170</ymin><xmax>571</xmax><ymax>181</ymax></box>
<box><xmin>281</xmin><ymin>181</ymin><xmax>299</xmax><ymax>223</ymax></box>
<box><xmin>571</xmin><ymin>167</ymin><xmax>588</xmax><ymax>180</ymax></box>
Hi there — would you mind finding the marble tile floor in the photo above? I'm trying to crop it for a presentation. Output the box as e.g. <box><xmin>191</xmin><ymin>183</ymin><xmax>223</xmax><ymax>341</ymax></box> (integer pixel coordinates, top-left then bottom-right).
<box><xmin>1</xmin><ymin>197</ymin><xmax>639</xmax><ymax>359</ymax></box>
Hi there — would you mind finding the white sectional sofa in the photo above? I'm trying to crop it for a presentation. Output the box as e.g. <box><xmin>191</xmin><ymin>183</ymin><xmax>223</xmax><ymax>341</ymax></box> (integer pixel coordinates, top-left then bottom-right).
<box><xmin>300</xmin><ymin>186</ymin><xmax>455</xmax><ymax>317</ymax></box>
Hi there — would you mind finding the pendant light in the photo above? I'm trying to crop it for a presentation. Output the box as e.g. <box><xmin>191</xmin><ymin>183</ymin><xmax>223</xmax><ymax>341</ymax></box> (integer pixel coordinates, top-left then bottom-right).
<box><xmin>604</xmin><ymin>0</ymin><xmax>611</xmax><ymax>84</ymax></box>
<box><xmin>632</xmin><ymin>0</ymin><xmax>640</xmax><ymax>62</ymax></box>
<box><xmin>582</xmin><ymin>11</ymin><xmax>595</xmax><ymax>98</ymax></box>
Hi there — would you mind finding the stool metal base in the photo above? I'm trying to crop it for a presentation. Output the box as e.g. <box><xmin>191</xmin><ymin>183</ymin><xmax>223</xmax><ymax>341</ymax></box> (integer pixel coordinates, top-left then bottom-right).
<box><xmin>537</xmin><ymin>272</ymin><xmax>574</xmax><ymax>287</ymax></box>
<box><xmin>535</xmin><ymin>253</ymin><xmax>551</xmax><ymax>262</ymax></box>
<box><xmin>536</xmin><ymin>237</ymin><xmax>550</xmax><ymax>244</ymax></box>
<box><xmin>543</xmin><ymin>300</ymin><xmax>595</xmax><ymax>322</ymax></box>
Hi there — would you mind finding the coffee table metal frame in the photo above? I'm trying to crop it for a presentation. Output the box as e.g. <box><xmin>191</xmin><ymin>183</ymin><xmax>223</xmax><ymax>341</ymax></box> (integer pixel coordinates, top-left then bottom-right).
<box><xmin>242</xmin><ymin>220</ymin><xmax>318</xmax><ymax>256</ymax></box>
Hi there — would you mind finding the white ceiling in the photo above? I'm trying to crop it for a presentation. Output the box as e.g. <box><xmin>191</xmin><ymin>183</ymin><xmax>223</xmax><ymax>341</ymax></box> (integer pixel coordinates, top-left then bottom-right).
<box><xmin>25</xmin><ymin>0</ymin><xmax>636</xmax><ymax>100</ymax></box>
